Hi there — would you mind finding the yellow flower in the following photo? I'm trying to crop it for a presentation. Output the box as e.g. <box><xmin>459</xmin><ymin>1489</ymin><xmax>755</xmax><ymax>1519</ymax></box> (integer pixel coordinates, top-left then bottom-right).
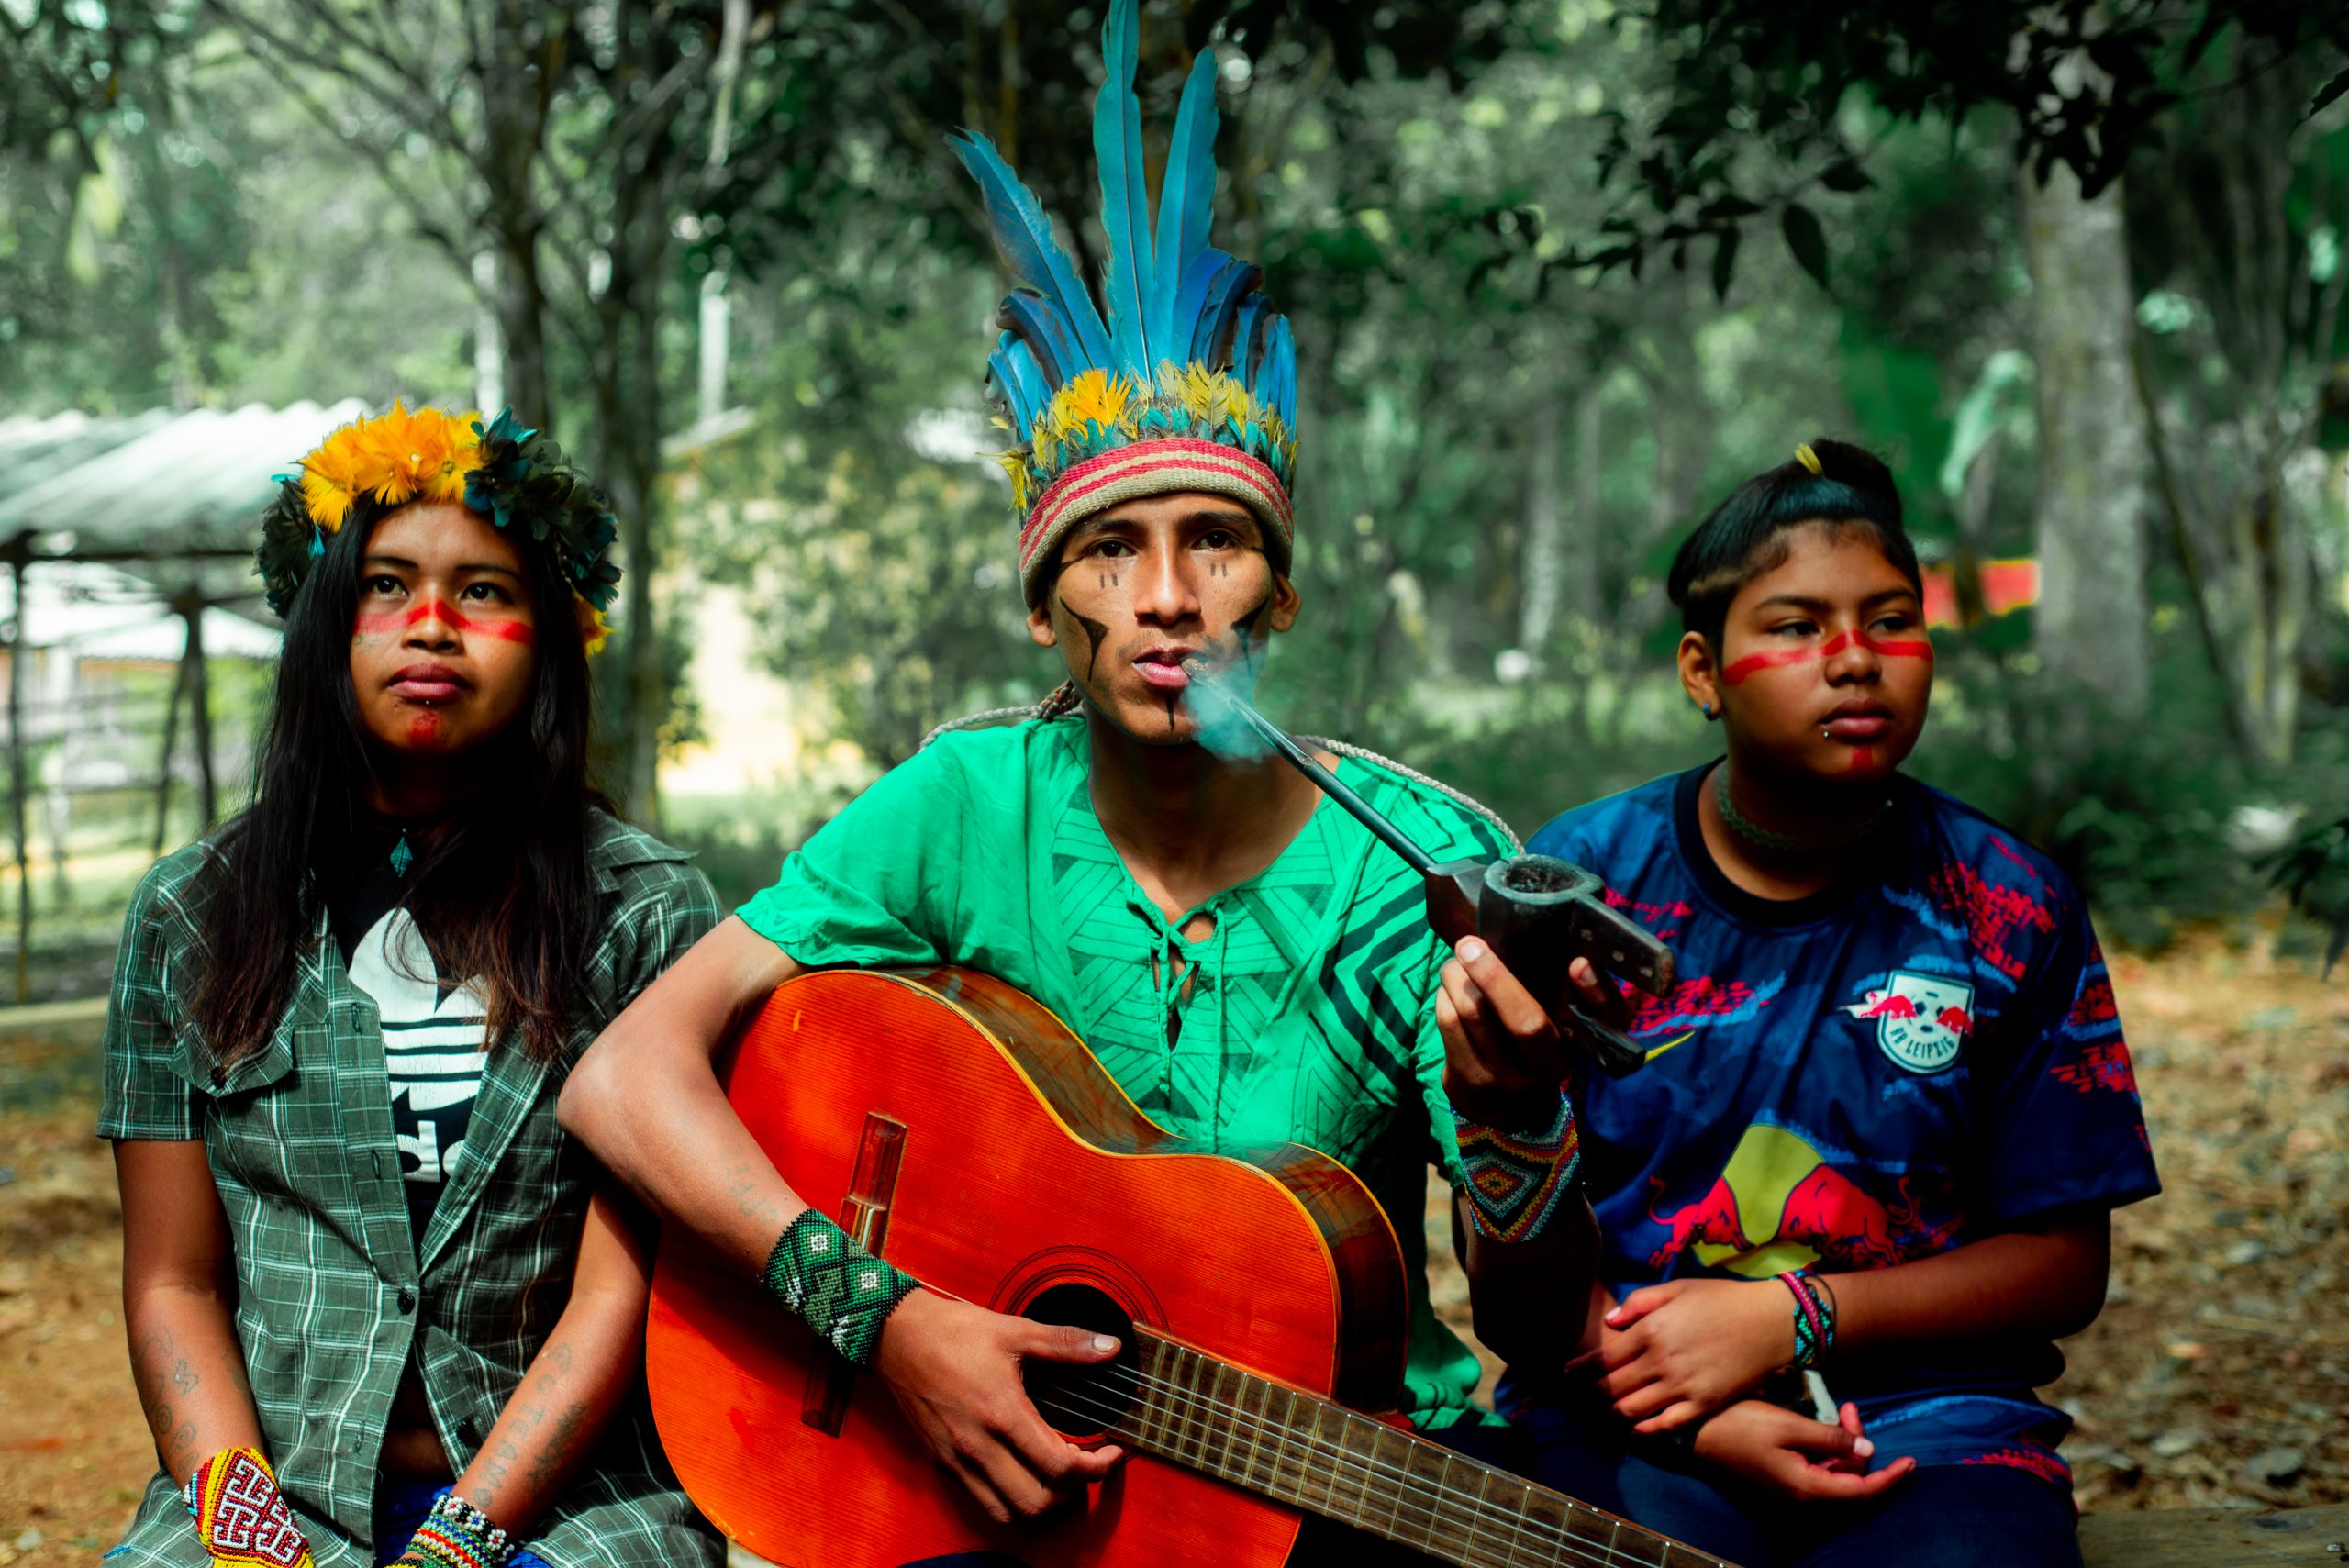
<box><xmin>578</xmin><ymin>600</ymin><xmax>613</xmax><ymax>657</ymax></box>
<box><xmin>300</xmin><ymin>470</ymin><xmax>354</xmax><ymax>532</ymax></box>
<box><xmin>295</xmin><ymin>405</ymin><xmax>484</xmax><ymax>530</ymax></box>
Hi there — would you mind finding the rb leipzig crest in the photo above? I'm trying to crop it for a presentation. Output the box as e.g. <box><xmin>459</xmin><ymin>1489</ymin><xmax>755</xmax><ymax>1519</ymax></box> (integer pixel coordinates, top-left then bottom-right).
<box><xmin>1845</xmin><ymin>972</ymin><xmax>1974</xmax><ymax>1073</ymax></box>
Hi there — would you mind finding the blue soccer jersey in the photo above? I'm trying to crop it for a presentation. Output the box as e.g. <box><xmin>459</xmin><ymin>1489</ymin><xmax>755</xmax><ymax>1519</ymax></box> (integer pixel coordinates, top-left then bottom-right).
<box><xmin>1520</xmin><ymin>764</ymin><xmax>2159</xmax><ymax>1483</ymax></box>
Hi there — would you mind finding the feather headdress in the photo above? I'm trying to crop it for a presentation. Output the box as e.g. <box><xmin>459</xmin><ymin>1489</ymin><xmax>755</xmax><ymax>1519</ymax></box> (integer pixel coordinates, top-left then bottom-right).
<box><xmin>950</xmin><ymin>0</ymin><xmax>1298</xmax><ymax>605</ymax></box>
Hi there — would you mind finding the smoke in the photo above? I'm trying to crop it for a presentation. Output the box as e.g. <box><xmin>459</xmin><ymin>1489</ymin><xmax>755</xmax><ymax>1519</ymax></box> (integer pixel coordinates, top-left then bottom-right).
<box><xmin>1179</xmin><ymin>657</ymin><xmax>1275</xmax><ymax>762</ymax></box>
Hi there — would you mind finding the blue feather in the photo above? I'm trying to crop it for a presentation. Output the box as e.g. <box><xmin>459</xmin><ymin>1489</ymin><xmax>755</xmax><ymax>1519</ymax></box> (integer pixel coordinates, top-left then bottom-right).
<box><xmin>1230</xmin><ymin>295</ymin><xmax>1269</xmax><ymax>384</ymax></box>
<box><xmin>989</xmin><ymin>337</ymin><xmax>1054</xmax><ymax>431</ymax></box>
<box><xmin>1150</xmin><ymin>46</ymin><xmax>1220</xmax><ymax>359</ymax></box>
<box><xmin>1094</xmin><ymin>0</ymin><xmax>1156</xmax><ymax>375</ymax></box>
<box><xmin>948</xmin><ymin>128</ymin><xmax>1109</xmax><ymax>374</ymax></box>
<box><xmin>997</xmin><ymin>290</ymin><xmax>1092</xmax><ymax>387</ymax></box>
<box><xmin>1184</xmin><ymin>253</ymin><xmax>1261</xmax><ymax>368</ymax></box>
<box><xmin>1262</xmin><ymin>315</ymin><xmax>1297</xmax><ymax>431</ymax></box>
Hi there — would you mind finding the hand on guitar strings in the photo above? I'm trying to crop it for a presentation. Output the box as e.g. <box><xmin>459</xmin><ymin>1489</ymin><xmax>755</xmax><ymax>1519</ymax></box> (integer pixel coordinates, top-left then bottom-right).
<box><xmin>872</xmin><ymin>1287</ymin><xmax>1128</xmax><ymax>1525</ymax></box>
<box><xmin>1437</xmin><ymin>938</ymin><xmax>1631</xmax><ymax>1129</ymax></box>
<box><xmin>1692</xmin><ymin>1399</ymin><xmax>1916</xmax><ymax>1502</ymax></box>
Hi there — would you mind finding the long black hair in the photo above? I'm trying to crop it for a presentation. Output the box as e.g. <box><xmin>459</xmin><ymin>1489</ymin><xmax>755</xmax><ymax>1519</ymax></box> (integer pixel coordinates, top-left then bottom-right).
<box><xmin>1667</xmin><ymin>439</ymin><xmax>1921</xmax><ymax>653</ymax></box>
<box><xmin>191</xmin><ymin>506</ymin><xmax>611</xmax><ymax>1072</ymax></box>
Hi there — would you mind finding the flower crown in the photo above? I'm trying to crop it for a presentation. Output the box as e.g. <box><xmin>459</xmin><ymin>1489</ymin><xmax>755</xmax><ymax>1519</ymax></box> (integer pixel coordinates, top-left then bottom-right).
<box><xmin>257</xmin><ymin>404</ymin><xmax>621</xmax><ymax>654</ymax></box>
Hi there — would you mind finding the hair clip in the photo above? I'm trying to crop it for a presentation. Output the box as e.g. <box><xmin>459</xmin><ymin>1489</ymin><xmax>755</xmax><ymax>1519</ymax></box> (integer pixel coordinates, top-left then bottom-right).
<box><xmin>1794</xmin><ymin>442</ymin><xmax>1823</xmax><ymax>476</ymax></box>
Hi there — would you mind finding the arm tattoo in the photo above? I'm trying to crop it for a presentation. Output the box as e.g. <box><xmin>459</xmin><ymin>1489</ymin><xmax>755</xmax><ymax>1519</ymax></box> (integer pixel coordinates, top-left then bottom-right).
<box><xmin>525</xmin><ymin>1401</ymin><xmax>591</xmax><ymax>1492</ymax></box>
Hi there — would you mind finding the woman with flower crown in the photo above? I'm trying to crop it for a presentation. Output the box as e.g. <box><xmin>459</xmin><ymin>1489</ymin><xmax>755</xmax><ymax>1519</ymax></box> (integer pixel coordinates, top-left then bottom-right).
<box><xmin>98</xmin><ymin>406</ymin><xmax>725</xmax><ymax>1568</ymax></box>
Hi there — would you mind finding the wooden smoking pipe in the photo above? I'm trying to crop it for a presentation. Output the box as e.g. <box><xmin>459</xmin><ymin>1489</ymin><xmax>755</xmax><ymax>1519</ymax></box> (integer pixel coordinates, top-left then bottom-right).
<box><xmin>1181</xmin><ymin>662</ymin><xmax>1675</xmax><ymax>1076</ymax></box>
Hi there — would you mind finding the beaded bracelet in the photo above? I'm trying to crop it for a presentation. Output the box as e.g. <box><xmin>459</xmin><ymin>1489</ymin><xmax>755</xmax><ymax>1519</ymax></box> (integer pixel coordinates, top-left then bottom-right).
<box><xmin>182</xmin><ymin>1446</ymin><xmax>316</xmax><ymax>1568</ymax></box>
<box><xmin>1453</xmin><ymin>1090</ymin><xmax>1581</xmax><ymax>1243</ymax></box>
<box><xmin>400</xmin><ymin>1490</ymin><xmax>515</xmax><ymax>1568</ymax></box>
<box><xmin>762</xmin><ymin>1208</ymin><xmax>920</xmax><ymax>1369</ymax></box>
<box><xmin>1777</xmin><ymin>1269</ymin><xmax>1836</xmax><ymax>1369</ymax></box>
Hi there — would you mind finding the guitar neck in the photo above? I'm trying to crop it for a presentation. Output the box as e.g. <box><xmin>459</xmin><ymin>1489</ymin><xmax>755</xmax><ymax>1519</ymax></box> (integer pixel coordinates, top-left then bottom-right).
<box><xmin>1099</xmin><ymin>1331</ymin><xmax>1731</xmax><ymax>1568</ymax></box>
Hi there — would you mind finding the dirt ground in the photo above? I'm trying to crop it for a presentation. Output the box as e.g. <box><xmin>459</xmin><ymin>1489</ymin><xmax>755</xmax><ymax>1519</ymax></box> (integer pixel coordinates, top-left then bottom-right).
<box><xmin>1</xmin><ymin>937</ymin><xmax>2343</xmax><ymax>1561</ymax></box>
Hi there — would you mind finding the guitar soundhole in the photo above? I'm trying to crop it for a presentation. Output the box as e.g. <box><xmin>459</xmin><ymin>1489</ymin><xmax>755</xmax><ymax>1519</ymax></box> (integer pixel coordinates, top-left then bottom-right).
<box><xmin>1020</xmin><ymin>1283</ymin><xmax>1141</xmax><ymax>1442</ymax></box>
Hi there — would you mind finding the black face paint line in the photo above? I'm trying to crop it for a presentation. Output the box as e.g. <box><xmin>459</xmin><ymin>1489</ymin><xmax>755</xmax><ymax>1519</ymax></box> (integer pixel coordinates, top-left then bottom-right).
<box><xmin>1073</xmin><ymin>611</ymin><xmax>1112</xmax><ymax>684</ymax></box>
<box><xmin>1054</xmin><ymin>588</ymin><xmax>1115</xmax><ymax>685</ymax></box>
<box><xmin>1231</xmin><ymin>591</ymin><xmax>1275</xmax><ymax>675</ymax></box>
<box><xmin>1164</xmin><ymin>693</ymin><xmax>1181</xmax><ymax>732</ymax></box>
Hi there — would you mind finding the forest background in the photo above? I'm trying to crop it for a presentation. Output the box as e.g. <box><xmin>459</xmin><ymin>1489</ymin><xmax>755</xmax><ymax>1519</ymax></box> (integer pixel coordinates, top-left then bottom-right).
<box><xmin>5</xmin><ymin>0</ymin><xmax>2349</xmax><ymax>1545</ymax></box>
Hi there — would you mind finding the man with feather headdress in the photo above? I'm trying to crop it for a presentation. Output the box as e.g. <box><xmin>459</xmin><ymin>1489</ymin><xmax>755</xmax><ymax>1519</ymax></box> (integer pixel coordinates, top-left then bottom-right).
<box><xmin>561</xmin><ymin>0</ymin><xmax>1614</xmax><ymax>1550</ymax></box>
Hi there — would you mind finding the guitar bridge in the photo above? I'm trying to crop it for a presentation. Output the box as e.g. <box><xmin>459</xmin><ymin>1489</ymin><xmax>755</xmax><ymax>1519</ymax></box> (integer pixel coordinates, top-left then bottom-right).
<box><xmin>801</xmin><ymin>1111</ymin><xmax>907</xmax><ymax>1435</ymax></box>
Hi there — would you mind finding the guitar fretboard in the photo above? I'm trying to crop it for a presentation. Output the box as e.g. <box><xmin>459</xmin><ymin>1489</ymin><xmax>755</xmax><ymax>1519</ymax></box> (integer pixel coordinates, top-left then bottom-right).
<box><xmin>1060</xmin><ymin>1331</ymin><xmax>1732</xmax><ymax>1568</ymax></box>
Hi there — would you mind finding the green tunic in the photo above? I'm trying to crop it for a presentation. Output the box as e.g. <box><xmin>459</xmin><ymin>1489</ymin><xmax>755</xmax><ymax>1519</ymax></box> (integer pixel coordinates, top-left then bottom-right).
<box><xmin>737</xmin><ymin>716</ymin><xmax>1514</xmax><ymax>1428</ymax></box>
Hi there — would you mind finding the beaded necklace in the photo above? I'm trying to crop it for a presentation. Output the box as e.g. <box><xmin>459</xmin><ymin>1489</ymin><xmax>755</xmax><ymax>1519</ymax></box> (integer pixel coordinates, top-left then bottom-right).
<box><xmin>1713</xmin><ymin>762</ymin><xmax>1889</xmax><ymax>856</ymax></box>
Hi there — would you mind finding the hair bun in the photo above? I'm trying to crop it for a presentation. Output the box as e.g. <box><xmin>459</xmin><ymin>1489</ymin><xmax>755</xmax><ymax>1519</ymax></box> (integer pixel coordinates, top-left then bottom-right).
<box><xmin>1803</xmin><ymin>438</ymin><xmax>1902</xmax><ymax>529</ymax></box>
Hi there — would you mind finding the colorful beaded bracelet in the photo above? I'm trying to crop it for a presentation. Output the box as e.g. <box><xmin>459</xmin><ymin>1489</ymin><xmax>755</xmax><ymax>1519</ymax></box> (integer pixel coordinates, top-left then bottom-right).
<box><xmin>1453</xmin><ymin>1090</ymin><xmax>1581</xmax><ymax>1243</ymax></box>
<box><xmin>403</xmin><ymin>1491</ymin><xmax>514</xmax><ymax>1568</ymax></box>
<box><xmin>1778</xmin><ymin>1269</ymin><xmax>1837</xmax><ymax>1370</ymax></box>
<box><xmin>183</xmin><ymin>1446</ymin><xmax>316</xmax><ymax>1568</ymax></box>
<box><xmin>762</xmin><ymin>1208</ymin><xmax>920</xmax><ymax>1369</ymax></box>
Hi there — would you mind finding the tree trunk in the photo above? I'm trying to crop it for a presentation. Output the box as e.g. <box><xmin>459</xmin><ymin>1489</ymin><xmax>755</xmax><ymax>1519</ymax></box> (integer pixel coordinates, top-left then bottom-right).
<box><xmin>1568</xmin><ymin>388</ymin><xmax>1605</xmax><ymax>628</ymax></box>
<box><xmin>593</xmin><ymin>22</ymin><xmax>672</xmax><ymax>826</ymax></box>
<box><xmin>1515</xmin><ymin>384</ymin><xmax>1564</xmax><ymax>662</ymax></box>
<box><xmin>476</xmin><ymin>0</ymin><xmax>551</xmax><ymax>420</ymax></box>
<box><xmin>2021</xmin><ymin>161</ymin><xmax>2151</xmax><ymax>717</ymax></box>
<box><xmin>613</xmin><ymin>290</ymin><xmax>664</xmax><ymax>825</ymax></box>
<box><xmin>485</xmin><ymin>221</ymin><xmax>551</xmax><ymax>422</ymax></box>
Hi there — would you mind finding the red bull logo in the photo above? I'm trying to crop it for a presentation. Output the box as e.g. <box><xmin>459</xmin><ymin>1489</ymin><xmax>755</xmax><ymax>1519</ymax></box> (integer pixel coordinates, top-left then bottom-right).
<box><xmin>1846</xmin><ymin>990</ymin><xmax>1920</xmax><ymax>1020</ymax></box>
<box><xmin>1844</xmin><ymin>971</ymin><xmax>1973</xmax><ymax>1073</ymax></box>
<box><xmin>1645</xmin><ymin>1124</ymin><xmax>1965</xmax><ymax>1274</ymax></box>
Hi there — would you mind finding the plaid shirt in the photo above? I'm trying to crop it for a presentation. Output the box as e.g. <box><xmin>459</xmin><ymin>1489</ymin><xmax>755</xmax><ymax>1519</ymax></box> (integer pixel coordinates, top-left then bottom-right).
<box><xmin>98</xmin><ymin>812</ymin><xmax>724</xmax><ymax>1568</ymax></box>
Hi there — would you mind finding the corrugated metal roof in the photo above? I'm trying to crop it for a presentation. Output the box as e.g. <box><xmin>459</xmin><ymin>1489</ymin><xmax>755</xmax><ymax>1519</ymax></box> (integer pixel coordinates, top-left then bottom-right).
<box><xmin>0</xmin><ymin>409</ymin><xmax>173</xmax><ymax>509</ymax></box>
<box><xmin>0</xmin><ymin>399</ymin><xmax>368</xmax><ymax>553</ymax></box>
<box><xmin>0</xmin><ymin>560</ymin><xmax>281</xmax><ymax>660</ymax></box>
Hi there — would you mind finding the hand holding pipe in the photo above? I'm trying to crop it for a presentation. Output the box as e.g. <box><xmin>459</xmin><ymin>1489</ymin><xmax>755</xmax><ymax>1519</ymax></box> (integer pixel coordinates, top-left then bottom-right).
<box><xmin>1181</xmin><ymin>661</ymin><xmax>1675</xmax><ymax>1075</ymax></box>
<box><xmin>1419</xmin><ymin>854</ymin><xmax>1674</xmax><ymax>1077</ymax></box>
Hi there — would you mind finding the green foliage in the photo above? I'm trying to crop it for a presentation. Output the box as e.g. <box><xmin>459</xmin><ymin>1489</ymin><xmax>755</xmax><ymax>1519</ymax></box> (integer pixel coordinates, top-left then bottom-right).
<box><xmin>1570</xmin><ymin>2</ymin><xmax>2349</xmax><ymax>292</ymax></box>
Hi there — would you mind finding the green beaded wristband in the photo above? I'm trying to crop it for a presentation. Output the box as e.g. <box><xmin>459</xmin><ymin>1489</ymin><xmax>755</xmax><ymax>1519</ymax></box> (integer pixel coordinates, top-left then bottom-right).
<box><xmin>761</xmin><ymin>1209</ymin><xmax>920</xmax><ymax>1369</ymax></box>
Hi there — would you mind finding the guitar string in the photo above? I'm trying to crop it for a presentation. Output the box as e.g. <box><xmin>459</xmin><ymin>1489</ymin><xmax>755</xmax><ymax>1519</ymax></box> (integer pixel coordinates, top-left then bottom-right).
<box><xmin>1028</xmin><ymin>1369</ymin><xmax>1679</xmax><ymax>1568</ymax></box>
<box><xmin>1029</xmin><ymin>1375</ymin><xmax>1655</xmax><ymax>1568</ymax></box>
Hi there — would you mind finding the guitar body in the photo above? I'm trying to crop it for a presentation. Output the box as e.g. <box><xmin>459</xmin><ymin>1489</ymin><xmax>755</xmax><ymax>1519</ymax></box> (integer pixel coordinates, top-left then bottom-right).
<box><xmin>645</xmin><ymin>967</ymin><xmax>1414</xmax><ymax>1568</ymax></box>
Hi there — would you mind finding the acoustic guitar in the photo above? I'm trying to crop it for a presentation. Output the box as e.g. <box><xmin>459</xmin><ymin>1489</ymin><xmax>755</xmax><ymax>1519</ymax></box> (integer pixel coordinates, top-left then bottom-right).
<box><xmin>645</xmin><ymin>967</ymin><xmax>1736</xmax><ymax>1568</ymax></box>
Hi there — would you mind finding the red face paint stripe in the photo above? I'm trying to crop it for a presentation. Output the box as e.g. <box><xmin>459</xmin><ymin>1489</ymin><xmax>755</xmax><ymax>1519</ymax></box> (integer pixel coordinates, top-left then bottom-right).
<box><xmin>362</xmin><ymin>602</ymin><xmax>534</xmax><ymax>643</ymax></box>
<box><xmin>1720</xmin><ymin>628</ymin><xmax>1934</xmax><ymax>684</ymax></box>
<box><xmin>1720</xmin><ymin>645</ymin><xmax>1820</xmax><ymax>684</ymax></box>
<box><xmin>473</xmin><ymin>619</ymin><xmax>535</xmax><ymax>644</ymax></box>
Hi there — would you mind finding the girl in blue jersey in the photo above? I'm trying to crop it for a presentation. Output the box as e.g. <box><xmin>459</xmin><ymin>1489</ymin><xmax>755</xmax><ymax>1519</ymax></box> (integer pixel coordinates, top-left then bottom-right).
<box><xmin>1507</xmin><ymin>440</ymin><xmax>2157</xmax><ymax>1567</ymax></box>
